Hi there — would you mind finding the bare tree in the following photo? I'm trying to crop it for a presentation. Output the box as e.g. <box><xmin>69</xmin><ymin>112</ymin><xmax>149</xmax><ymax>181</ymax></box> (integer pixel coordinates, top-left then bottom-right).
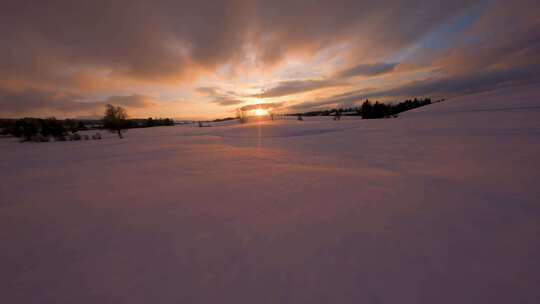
<box><xmin>103</xmin><ymin>104</ymin><xmax>128</xmax><ymax>138</ymax></box>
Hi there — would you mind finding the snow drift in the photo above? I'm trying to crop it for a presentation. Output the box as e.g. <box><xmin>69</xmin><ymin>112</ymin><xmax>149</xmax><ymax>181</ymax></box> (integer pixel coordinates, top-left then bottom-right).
<box><xmin>1</xmin><ymin>86</ymin><xmax>539</xmax><ymax>303</ymax></box>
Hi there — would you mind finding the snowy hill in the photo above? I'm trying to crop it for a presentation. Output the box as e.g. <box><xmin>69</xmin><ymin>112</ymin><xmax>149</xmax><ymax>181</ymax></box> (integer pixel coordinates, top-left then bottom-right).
<box><xmin>1</xmin><ymin>86</ymin><xmax>539</xmax><ymax>303</ymax></box>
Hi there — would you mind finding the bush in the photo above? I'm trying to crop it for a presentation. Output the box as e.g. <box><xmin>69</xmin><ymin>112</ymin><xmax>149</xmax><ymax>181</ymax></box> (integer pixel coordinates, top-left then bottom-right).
<box><xmin>70</xmin><ymin>133</ymin><xmax>82</xmax><ymax>141</ymax></box>
<box><xmin>144</xmin><ymin>117</ymin><xmax>175</xmax><ymax>127</ymax></box>
<box><xmin>31</xmin><ymin>134</ymin><xmax>50</xmax><ymax>142</ymax></box>
<box><xmin>41</xmin><ymin>117</ymin><xmax>67</xmax><ymax>138</ymax></box>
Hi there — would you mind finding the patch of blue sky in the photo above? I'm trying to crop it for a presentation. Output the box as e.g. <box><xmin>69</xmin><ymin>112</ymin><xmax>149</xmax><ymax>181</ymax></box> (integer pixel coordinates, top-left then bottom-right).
<box><xmin>389</xmin><ymin>1</ymin><xmax>486</xmax><ymax>63</ymax></box>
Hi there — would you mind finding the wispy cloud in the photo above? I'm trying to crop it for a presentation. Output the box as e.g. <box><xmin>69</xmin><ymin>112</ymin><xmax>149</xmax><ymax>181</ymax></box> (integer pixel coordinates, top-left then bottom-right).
<box><xmin>105</xmin><ymin>94</ymin><xmax>156</xmax><ymax>108</ymax></box>
<box><xmin>253</xmin><ymin>79</ymin><xmax>348</xmax><ymax>98</ymax></box>
<box><xmin>290</xmin><ymin>64</ymin><xmax>540</xmax><ymax>111</ymax></box>
<box><xmin>197</xmin><ymin>86</ymin><xmax>245</xmax><ymax>106</ymax></box>
<box><xmin>0</xmin><ymin>88</ymin><xmax>157</xmax><ymax>117</ymax></box>
<box><xmin>240</xmin><ymin>102</ymin><xmax>284</xmax><ymax>111</ymax></box>
<box><xmin>335</xmin><ymin>63</ymin><xmax>397</xmax><ymax>78</ymax></box>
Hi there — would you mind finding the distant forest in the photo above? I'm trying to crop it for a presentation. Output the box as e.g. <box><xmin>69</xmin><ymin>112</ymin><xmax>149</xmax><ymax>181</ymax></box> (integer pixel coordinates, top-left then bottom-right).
<box><xmin>0</xmin><ymin>117</ymin><xmax>175</xmax><ymax>142</ymax></box>
<box><xmin>289</xmin><ymin>98</ymin><xmax>438</xmax><ymax>119</ymax></box>
<box><xmin>0</xmin><ymin>97</ymin><xmax>439</xmax><ymax>142</ymax></box>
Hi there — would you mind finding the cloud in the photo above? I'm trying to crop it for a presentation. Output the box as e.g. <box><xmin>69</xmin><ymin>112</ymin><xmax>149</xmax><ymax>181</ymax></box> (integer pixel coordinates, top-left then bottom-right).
<box><xmin>213</xmin><ymin>98</ymin><xmax>245</xmax><ymax>106</ymax></box>
<box><xmin>290</xmin><ymin>64</ymin><xmax>540</xmax><ymax>111</ymax></box>
<box><xmin>0</xmin><ymin>1</ymin><xmax>477</xmax><ymax>87</ymax></box>
<box><xmin>335</xmin><ymin>63</ymin><xmax>397</xmax><ymax>78</ymax></box>
<box><xmin>254</xmin><ymin>79</ymin><xmax>348</xmax><ymax>98</ymax></box>
<box><xmin>0</xmin><ymin>89</ymin><xmax>94</xmax><ymax>114</ymax></box>
<box><xmin>1</xmin><ymin>0</ymin><xmax>539</xmax><ymax>117</ymax></box>
<box><xmin>196</xmin><ymin>87</ymin><xmax>220</xmax><ymax>95</ymax></box>
<box><xmin>0</xmin><ymin>88</ymin><xmax>156</xmax><ymax>117</ymax></box>
<box><xmin>240</xmin><ymin>102</ymin><xmax>284</xmax><ymax>111</ymax></box>
<box><xmin>105</xmin><ymin>95</ymin><xmax>156</xmax><ymax>108</ymax></box>
<box><xmin>197</xmin><ymin>86</ymin><xmax>245</xmax><ymax>106</ymax></box>
<box><xmin>366</xmin><ymin>65</ymin><xmax>540</xmax><ymax>98</ymax></box>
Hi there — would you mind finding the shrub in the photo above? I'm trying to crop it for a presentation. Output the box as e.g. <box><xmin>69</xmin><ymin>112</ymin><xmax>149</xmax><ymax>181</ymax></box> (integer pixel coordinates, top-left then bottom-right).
<box><xmin>31</xmin><ymin>134</ymin><xmax>50</xmax><ymax>142</ymax></box>
<box><xmin>41</xmin><ymin>117</ymin><xmax>67</xmax><ymax>138</ymax></box>
<box><xmin>70</xmin><ymin>133</ymin><xmax>82</xmax><ymax>141</ymax></box>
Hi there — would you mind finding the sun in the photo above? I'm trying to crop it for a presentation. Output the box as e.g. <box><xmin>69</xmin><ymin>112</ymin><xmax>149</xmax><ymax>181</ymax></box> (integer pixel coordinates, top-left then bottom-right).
<box><xmin>253</xmin><ymin>108</ymin><xmax>269</xmax><ymax>116</ymax></box>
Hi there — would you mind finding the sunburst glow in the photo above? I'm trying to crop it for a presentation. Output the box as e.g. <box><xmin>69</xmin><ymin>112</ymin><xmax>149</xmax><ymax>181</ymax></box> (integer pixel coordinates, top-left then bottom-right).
<box><xmin>253</xmin><ymin>109</ymin><xmax>269</xmax><ymax>116</ymax></box>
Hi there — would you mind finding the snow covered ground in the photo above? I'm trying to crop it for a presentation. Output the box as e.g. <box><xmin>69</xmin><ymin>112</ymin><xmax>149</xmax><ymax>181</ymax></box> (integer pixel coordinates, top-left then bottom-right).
<box><xmin>1</xmin><ymin>86</ymin><xmax>539</xmax><ymax>303</ymax></box>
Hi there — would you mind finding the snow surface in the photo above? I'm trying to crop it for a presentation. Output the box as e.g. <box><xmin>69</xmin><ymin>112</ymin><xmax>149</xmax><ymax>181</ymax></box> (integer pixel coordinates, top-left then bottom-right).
<box><xmin>1</xmin><ymin>86</ymin><xmax>540</xmax><ymax>303</ymax></box>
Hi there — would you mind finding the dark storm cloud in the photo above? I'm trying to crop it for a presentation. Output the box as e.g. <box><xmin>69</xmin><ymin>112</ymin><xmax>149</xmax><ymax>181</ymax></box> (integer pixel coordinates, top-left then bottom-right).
<box><xmin>335</xmin><ymin>63</ymin><xmax>397</xmax><ymax>78</ymax></box>
<box><xmin>254</xmin><ymin>79</ymin><xmax>348</xmax><ymax>98</ymax></box>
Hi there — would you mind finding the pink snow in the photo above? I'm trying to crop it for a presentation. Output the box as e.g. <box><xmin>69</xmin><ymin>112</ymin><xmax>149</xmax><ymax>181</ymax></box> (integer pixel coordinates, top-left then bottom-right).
<box><xmin>1</xmin><ymin>86</ymin><xmax>539</xmax><ymax>303</ymax></box>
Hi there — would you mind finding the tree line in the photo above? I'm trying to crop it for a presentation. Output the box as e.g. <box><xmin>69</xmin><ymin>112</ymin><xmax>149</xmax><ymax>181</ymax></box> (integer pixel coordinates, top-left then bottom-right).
<box><xmin>0</xmin><ymin>104</ymin><xmax>175</xmax><ymax>142</ymax></box>
<box><xmin>0</xmin><ymin>117</ymin><xmax>89</xmax><ymax>142</ymax></box>
<box><xmin>289</xmin><ymin>97</ymin><xmax>435</xmax><ymax>119</ymax></box>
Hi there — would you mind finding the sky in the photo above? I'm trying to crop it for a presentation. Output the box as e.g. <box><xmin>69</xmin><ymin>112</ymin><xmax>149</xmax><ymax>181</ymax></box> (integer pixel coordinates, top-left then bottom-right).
<box><xmin>0</xmin><ymin>0</ymin><xmax>539</xmax><ymax>119</ymax></box>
